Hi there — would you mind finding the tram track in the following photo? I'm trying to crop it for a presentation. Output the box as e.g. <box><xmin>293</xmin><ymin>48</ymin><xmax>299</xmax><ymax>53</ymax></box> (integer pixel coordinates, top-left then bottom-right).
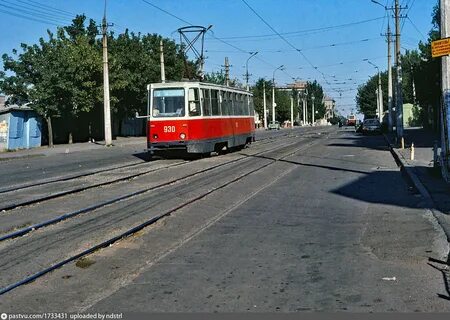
<box><xmin>0</xmin><ymin>131</ymin><xmax>331</xmax><ymax>296</ymax></box>
<box><xmin>0</xmin><ymin>160</ymin><xmax>188</xmax><ymax>212</ymax></box>
<box><xmin>0</xmin><ymin>127</ymin><xmax>327</xmax><ymax>214</ymax></box>
<box><xmin>0</xmin><ymin>134</ymin><xmax>309</xmax><ymax>242</ymax></box>
<box><xmin>0</xmin><ymin>128</ymin><xmax>320</xmax><ymax>214</ymax></box>
<box><xmin>0</xmin><ymin>160</ymin><xmax>149</xmax><ymax>195</ymax></box>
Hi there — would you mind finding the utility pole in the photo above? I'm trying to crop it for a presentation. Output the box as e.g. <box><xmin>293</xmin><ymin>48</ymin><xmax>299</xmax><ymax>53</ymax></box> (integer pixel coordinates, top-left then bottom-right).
<box><xmin>263</xmin><ymin>81</ymin><xmax>267</xmax><ymax>129</ymax></box>
<box><xmin>311</xmin><ymin>95</ymin><xmax>315</xmax><ymax>126</ymax></box>
<box><xmin>378</xmin><ymin>71</ymin><xmax>383</xmax><ymax>120</ymax></box>
<box><xmin>395</xmin><ymin>0</ymin><xmax>404</xmax><ymax>139</ymax></box>
<box><xmin>272</xmin><ymin>65</ymin><xmax>284</xmax><ymax>124</ymax></box>
<box><xmin>411</xmin><ymin>65</ymin><xmax>417</xmax><ymax>105</ymax></box>
<box><xmin>225</xmin><ymin>57</ymin><xmax>230</xmax><ymax>86</ymax></box>
<box><xmin>302</xmin><ymin>98</ymin><xmax>306</xmax><ymax>125</ymax></box>
<box><xmin>290</xmin><ymin>94</ymin><xmax>294</xmax><ymax>128</ymax></box>
<box><xmin>376</xmin><ymin>88</ymin><xmax>380</xmax><ymax>118</ymax></box>
<box><xmin>160</xmin><ymin>40</ymin><xmax>165</xmax><ymax>83</ymax></box>
<box><xmin>304</xmin><ymin>90</ymin><xmax>308</xmax><ymax>125</ymax></box>
<box><xmin>440</xmin><ymin>0</ymin><xmax>450</xmax><ymax>179</ymax></box>
<box><xmin>387</xmin><ymin>23</ymin><xmax>394</xmax><ymax>132</ymax></box>
<box><xmin>102</xmin><ymin>0</ymin><xmax>112</xmax><ymax>146</ymax></box>
<box><xmin>272</xmin><ymin>79</ymin><xmax>276</xmax><ymax>124</ymax></box>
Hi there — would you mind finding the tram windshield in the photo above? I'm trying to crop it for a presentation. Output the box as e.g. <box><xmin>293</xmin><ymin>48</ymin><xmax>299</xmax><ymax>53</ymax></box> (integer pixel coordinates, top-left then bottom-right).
<box><xmin>152</xmin><ymin>88</ymin><xmax>185</xmax><ymax>117</ymax></box>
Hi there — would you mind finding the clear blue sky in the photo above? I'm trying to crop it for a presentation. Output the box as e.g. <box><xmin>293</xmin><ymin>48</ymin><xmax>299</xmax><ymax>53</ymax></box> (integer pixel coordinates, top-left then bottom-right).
<box><xmin>0</xmin><ymin>0</ymin><xmax>436</xmax><ymax>117</ymax></box>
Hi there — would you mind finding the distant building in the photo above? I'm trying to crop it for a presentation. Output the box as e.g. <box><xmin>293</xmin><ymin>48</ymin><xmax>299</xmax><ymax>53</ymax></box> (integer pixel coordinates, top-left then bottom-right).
<box><xmin>278</xmin><ymin>81</ymin><xmax>308</xmax><ymax>93</ymax></box>
<box><xmin>323</xmin><ymin>95</ymin><xmax>336</xmax><ymax>120</ymax></box>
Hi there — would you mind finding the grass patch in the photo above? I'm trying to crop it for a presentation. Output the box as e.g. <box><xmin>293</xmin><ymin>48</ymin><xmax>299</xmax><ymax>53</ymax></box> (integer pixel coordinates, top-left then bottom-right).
<box><xmin>75</xmin><ymin>257</ymin><xmax>96</xmax><ymax>269</ymax></box>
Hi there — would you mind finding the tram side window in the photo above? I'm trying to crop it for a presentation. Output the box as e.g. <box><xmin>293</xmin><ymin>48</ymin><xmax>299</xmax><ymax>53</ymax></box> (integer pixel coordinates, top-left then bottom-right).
<box><xmin>211</xmin><ymin>90</ymin><xmax>220</xmax><ymax>115</ymax></box>
<box><xmin>202</xmin><ymin>89</ymin><xmax>211</xmax><ymax>116</ymax></box>
<box><xmin>243</xmin><ymin>95</ymin><xmax>249</xmax><ymax>115</ymax></box>
<box><xmin>233</xmin><ymin>93</ymin><xmax>240</xmax><ymax>115</ymax></box>
<box><xmin>188</xmin><ymin>88</ymin><xmax>201</xmax><ymax>116</ymax></box>
<box><xmin>222</xmin><ymin>92</ymin><xmax>231</xmax><ymax>115</ymax></box>
<box><xmin>233</xmin><ymin>93</ymin><xmax>239</xmax><ymax>115</ymax></box>
<box><xmin>239</xmin><ymin>94</ymin><xmax>246</xmax><ymax>115</ymax></box>
<box><xmin>249</xmin><ymin>96</ymin><xmax>255</xmax><ymax>116</ymax></box>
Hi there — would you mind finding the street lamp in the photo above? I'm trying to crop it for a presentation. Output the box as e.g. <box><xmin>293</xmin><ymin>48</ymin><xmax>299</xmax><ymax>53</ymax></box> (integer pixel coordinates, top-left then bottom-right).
<box><xmin>245</xmin><ymin>51</ymin><xmax>258</xmax><ymax>91</ymax></box>
<box><xmin>370</xmin><ymin>0</ymin><xmax>387</xmax><ymax>9</ymax></box>
<box><xmin>272</xmin><ymin>65</ymin><xmax>284</xmax><ymax>124</ymax></box>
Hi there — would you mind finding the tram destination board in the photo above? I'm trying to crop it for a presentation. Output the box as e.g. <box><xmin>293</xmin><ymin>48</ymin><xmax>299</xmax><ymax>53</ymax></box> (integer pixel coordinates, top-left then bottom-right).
<box><xmin>432</xmin><ymin>37</ymin><xmax>450</xmax><ymax>58</ymax></box>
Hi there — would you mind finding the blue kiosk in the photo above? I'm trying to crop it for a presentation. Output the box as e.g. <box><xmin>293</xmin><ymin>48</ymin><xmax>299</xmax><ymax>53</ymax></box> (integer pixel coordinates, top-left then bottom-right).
<box><xmin>0</xmin><ymin>105</ymin><xmax>42</xmax><ymax>151</ymax></box>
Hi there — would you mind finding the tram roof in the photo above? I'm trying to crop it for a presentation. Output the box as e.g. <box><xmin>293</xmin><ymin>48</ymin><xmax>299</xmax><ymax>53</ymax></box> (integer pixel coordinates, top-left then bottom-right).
<box><xmin>148</xmin><ymin>81</ymin><xmax>252</xmax><ymax>95</ymax></box>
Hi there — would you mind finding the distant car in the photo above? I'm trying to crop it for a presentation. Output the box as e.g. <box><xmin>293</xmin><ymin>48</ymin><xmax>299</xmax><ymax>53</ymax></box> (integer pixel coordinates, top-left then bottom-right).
<box><xmin>362</xmin><ymin>119</ymin><xmax>381</xmax><ymax>135</ymax></box>
<box><xmin>268</xmin><ymin>121</ymin><xmax>281</xmax><ymax>130</ymax></box>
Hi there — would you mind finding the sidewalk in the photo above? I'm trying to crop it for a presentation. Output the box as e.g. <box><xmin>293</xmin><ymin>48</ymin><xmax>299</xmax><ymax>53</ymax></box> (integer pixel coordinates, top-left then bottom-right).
<box><xmin>0</xmin><ymin>136</ymin><xmax>146</xmax><ymax>161</ymax></box>
<box><xmin>384</xmin><ymin>128</ymin><xmax>450</xmax><ymax>255</ymax></box>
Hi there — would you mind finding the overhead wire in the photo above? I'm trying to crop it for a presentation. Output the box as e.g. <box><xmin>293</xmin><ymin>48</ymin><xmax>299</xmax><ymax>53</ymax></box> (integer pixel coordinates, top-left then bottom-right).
<box><xmin>240</xmin><ymin>0</ymin><xmax>345</xmax><ymax>98</ymax></box>
<box><xmin>208</xmin><ymin>16</ymin><xmax>385</xmax><ymax>42</ymax></box>
<box><xmin>0</xmin><ymin>0</ymin><xmax>72</xmax><ymax>25</ymax></box>
<box><xmin>140</xmin><ymin>0</ymin><xmax>293</xmax><ymax>83</ymax></box>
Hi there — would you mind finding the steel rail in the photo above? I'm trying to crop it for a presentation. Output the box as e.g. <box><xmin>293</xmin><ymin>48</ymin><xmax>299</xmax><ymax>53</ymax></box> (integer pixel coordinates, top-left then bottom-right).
<box><xmin>0</xmin><ymin>136</ymin><xmax>304</xmax><ymax>242</ymax></box>
<box><xmin>0</xmin><ymin>133</ymin><xmax>328</xmax><ymax>296</ymax></box>
<box><xmin>0</xmin><ymin>160</ymin><xmax>150</xmax><ymax>195</ymax></box>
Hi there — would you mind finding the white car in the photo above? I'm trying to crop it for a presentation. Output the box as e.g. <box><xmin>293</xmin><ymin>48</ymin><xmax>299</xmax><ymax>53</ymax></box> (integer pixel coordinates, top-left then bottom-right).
<box><xmin>268</xmin><ymin>121</ymin><xmax>280</xmax><ymax>130</ymax></box>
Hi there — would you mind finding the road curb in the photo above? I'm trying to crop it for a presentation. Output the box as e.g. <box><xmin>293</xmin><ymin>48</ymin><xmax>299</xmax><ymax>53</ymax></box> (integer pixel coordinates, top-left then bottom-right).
<box><xmin>383</xmin><ymin>133</ymin><xmax>450</xmax><ymax>262</ymax></box>
<box><xmin>383</xmin><ymin>134</ymin><xmax>432</xmax><ymax>203</ymax></box>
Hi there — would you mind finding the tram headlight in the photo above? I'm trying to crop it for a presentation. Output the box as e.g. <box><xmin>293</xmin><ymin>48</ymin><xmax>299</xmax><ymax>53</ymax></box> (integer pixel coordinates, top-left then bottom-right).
<box><xmin>180</xmin><ymin>133</ymin><xmax>186</xmax><ymax>140</ymax></box>
<box><xmin>153</xmin><ymin>134</ymin><xmax>158</xmax><ymax>139</ymax></box>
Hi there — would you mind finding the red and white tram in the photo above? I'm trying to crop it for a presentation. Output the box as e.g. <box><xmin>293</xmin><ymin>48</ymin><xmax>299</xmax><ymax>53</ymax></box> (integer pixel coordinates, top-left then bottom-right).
<box><xmin>145</xmin><ymin>81</ymin><xmax>255</xmax><ymax>156</ymax></box>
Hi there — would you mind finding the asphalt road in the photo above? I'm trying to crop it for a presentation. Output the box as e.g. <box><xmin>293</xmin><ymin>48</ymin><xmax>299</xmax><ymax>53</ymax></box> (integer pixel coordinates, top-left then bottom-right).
<box><xmin>0</xmin><ymin>126</ymin><xmax>449</xmax><ymax>312</ymax></box>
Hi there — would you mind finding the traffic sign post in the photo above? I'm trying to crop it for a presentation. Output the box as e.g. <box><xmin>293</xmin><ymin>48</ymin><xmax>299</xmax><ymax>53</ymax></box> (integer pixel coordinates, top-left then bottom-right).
<box><xmin>432</xmin><ymin>37</ymin><xmax>450</xmax><ymax>58</ymax></box>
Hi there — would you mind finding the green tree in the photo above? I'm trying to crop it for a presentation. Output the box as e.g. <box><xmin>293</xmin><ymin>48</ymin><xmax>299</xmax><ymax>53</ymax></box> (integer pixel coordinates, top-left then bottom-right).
<box><xmin>356</xmin><ymin>71</ymin><xmax>388</xmax><ymax>118</ymax></box>
<box><xmin>204</xmin><ymin>70</ymin><xmax>241</xmax><ymax>87</ymax></box>
<box><xmin>306</xmin><ymin>80</ymin><xmax>325</xmax><ymax>122</ymax></box>
<box><xmin>414</xmin><ymin>1</ymin><xmax>440</xmax><ymax>129</ymax></box>
<box><xmin>0</xmin><ymin>15</ymin><xmax>102</xmax><ymax>146</ymax></box>
<box><xmin>251</xmin><ymin>78</ymin><xmax>272</xmax><ymax>124</ymax></box>
<box><xmin>109</xmin><ymin>32</ymin><xmax>185</xmax><ymax>125</ymax></box>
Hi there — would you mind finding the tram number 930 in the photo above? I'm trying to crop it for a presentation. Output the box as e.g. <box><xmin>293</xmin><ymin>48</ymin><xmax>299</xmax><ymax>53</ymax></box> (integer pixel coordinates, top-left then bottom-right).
<box><xmin>163</xmin><ymin>126</ymin><xmax>176</xmax><ymax>133</ymax></box>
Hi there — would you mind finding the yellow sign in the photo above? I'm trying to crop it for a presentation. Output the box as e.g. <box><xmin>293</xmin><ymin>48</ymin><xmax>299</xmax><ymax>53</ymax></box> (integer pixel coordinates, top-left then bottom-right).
<box><xmin>432</xmin><ymin>38</ymin><xmax>450</xmax><ymax>58</ymax></box>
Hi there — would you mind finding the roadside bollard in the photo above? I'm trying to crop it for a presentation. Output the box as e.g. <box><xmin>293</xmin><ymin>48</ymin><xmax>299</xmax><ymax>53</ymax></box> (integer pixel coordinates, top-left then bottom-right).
<box><xmin>410</xmin><ymin>142</ymin><xmax>415</xmax><ymax>161</ymax></box>
<box><xmin>401</xmin><ymin>137</ymin><xmax>405</xmax><ymax>149</ymax></box>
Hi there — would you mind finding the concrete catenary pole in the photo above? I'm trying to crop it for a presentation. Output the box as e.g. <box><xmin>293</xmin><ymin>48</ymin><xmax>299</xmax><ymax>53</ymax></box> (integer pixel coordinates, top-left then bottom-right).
<box><xmin>263</xmin><ymin>81</ymin><xmax>267</xmax><ymax>129</ymax></box>
<box><xmin>245</xmin><ymin>52</ymin><xmax>258</xmax><ymax>91</ymax></box>
<box><xmin>304</xmin><ymin>91</ymin><xmax>308</xmax><ymax>125</ymax></box>
<box><xmin>102</xmin><ymin>1</ymin><xmax>112</xmax><ymax>146</ymax></box>
<box><xmin>272</xmin><ymin>80</ymin><xmax>276</xmax><ymax>124</ymax></box>
<box><xmin>160</xmin><ymin>40</ymin><xmax>165</xmax><ymax>83</ymax></box>
<box><xmin>440</xmin><ymin>0</ymin><xmax>450</xmax><ymax>177</ymax></box>
<box><xmin>311</xmin><ymin>95</ymin><xmax>315</xmax><ymax>126</ymax></box>
<box><xmin>225</xmin><ymin>57</ymin><xmax>230</xmax><ymax>86</ymax></box>
<box><xmin>387</xmin><ymin>23</ymin><xmax>394</xmax><ymax>132</ymax></box>
<box><xmin>395</xmin><ymin>0</ymin><xmax>404</xmax><ymax>139</ymax></box>
<box><xmin>376</xmin><ymin>88</ymin><xmax>380</xmax><ymax>118</ymax></box>
<box><xmin>290</xmin><ymin>94</ymin><xmax>294</xmax><ymax>128</ymax></box>
<box><xmin>378</xmin><ymin>71</ymin><xmax>383</xmax><ymax>120</ymax></box>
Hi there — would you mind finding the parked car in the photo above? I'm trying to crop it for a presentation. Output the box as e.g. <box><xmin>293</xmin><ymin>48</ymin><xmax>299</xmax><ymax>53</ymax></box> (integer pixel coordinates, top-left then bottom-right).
<box><xmin>268</xmin><ymin>121</ymin><xmax>281</xmax><ymax>130</ymax></box>
<box><xmin>362</xmin><ymin>119</ymin><xmax>381</xmax><ymax>135</ymax></box>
